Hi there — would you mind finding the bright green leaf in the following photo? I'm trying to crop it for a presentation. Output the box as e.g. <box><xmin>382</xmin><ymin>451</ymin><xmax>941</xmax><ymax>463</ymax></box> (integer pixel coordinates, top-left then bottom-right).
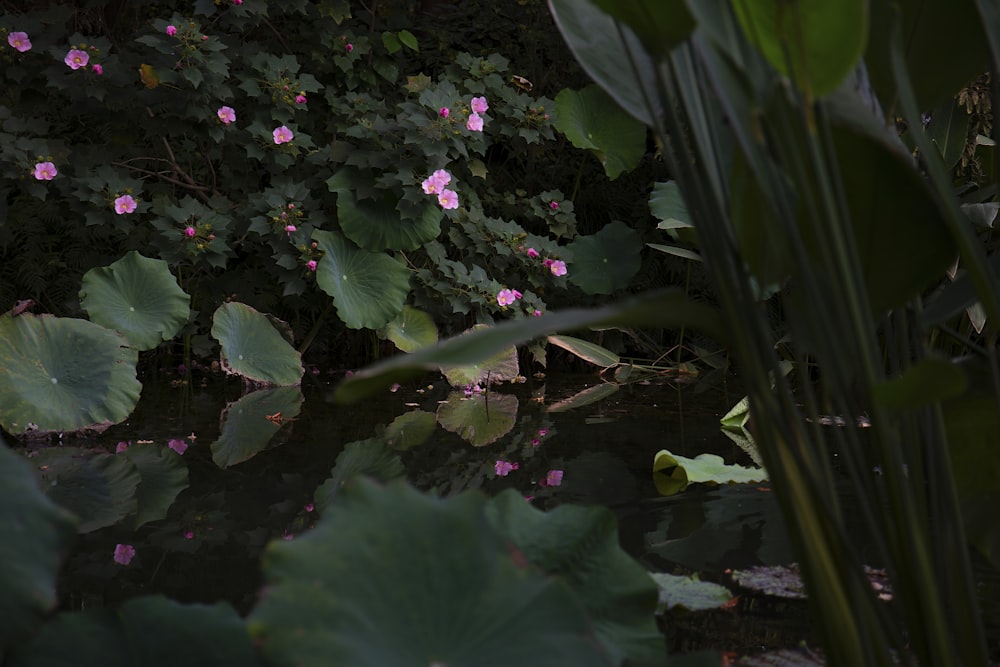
<box><xmin>653</xmin><ymin>449</ymin><xmax>768</xmax><ymax>496</ymax></box>
<box><xmin>650</xmin><ymin>572</ymin><xmax>733</xmax><ymax>613</ymax></box>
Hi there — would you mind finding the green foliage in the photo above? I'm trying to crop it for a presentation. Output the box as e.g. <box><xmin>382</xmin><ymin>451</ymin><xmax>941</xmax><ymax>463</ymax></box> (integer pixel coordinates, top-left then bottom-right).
<box><xmin>211</xmin><ymin>303</ymin><xmax>304</xmax><ymax>386</ymax></box>
<box><xmin>554</xmin><ymin>85</ymin><xmax>646</xmax><ymax>179</ymax></box>
<box><xmin>210</xmin><ymin>387</ymin><xmax>304</xmax><ymax>468</ymax></box>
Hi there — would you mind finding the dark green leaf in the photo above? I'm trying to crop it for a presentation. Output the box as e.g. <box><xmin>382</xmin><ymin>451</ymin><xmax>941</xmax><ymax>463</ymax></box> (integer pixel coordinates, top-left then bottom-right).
<box><xmin>554</xmin><ymin>86</ymin><xmax>646</xmax><ymax>179</ymax></box>
<box><xmin>210</xmin><ymin>388</ymin><xmax>304</xmax><ymax>468</ymax></box>
<box><xmin>211</xmin><ymin>304</ymin><xmax>304</xmax><ymax>386</ymax></box>
<box><xmin>567</xmin><ymin>221</ymin><xmax>643</xmax><ymax>294</ymax></box>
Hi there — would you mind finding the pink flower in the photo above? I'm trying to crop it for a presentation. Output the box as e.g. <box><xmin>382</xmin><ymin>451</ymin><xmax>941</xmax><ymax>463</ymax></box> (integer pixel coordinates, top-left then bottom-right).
<box><xmin>92</xmin><ymin>63</ymin><xmax>103</xmax><ymax>75</ymax></box>
<box><xmin>533</xmin><ymin>309</ymin><xmax>542</xmax><ymax>317</ymax></box>
<box><xmin>184</xmin><ymin>530</ymin><xmax>194</xmax><ymax>539</ymax></box>
<box><xmin>116</xmin><ymin>441</ymin><xmax>130</xmax><ymax>453</ymax></box>
<box><xmin>545</xmin><ymin>469</ymin><xmax>564</xmax><ymax>487</ymax></box>
<box><xmin>495</xmin><ymin>460</ymin><xmax>519</xmax><ymax>477</ymax></box>
<box><xmin>531</xmin><ymin>438</ymin><xmax>540</xmax><ymax>446</ymax></box>
<box><xmin>345</xmin><ymin>43</ymin><xmax>354</xmax><ymax>52</ymax></box>
<box><xmin>295</xmin><ymin>94</ymin><xmax>307</xmax><ymax>104</ymax></box>
<box><xmin>217</xmin><ymin>106</ymin><xmax>236</xmax><ymax>124</ymax></box>
<box><xmin>497</xmin><ymin>289</ymin><xmax>516</xmax><ymax>306</ymax></box>
<box><xmin>184</xmin><ymin>226</ymin><xmax>196</xmax><ymax>237</ymax></box>
<box><xmin>437</xmin><ymin>189</ymin><xmax>459</xmax><ymax>210</ymax></box>
<box><xmin>542</xmin><ymin>258</ymin><xmax>554</xmax><ymax>268</ymax></box>
<box><xmin>307</xmin><ymin>259</ymin><xmax>317</xmax><ymax>271</ymax></box>
<box><xmin>65</xmin><ymin>48</ymin><xmax>89</xmax><ymax>69</ymax></box>
<box><xmin>421</xmin><ymin>169</ymin><xmax>451</xmax><ymax>194</ymax></box>
<box><xmin>114</xmin><ymin>195</ymin><xmax>137</xmax><ymax>214</ymax></box>
<box><xmin>166</xmin><ymin>25</ymin><xmax>177</xmax><ymax>36</ymax></box>
<box><xmin>32</xmin><ymin>162</ymin><xmax>57</xmax><ymax>181</ymax></box>
<box><xmin>438</xmin><ymin>107</ymin><xmax>450</xmax><ymax>118</ymax></box>
<box><xmin>168</xmin><ymin>438</ymin><xmax>188</xmax><ymax>454</ymax></box>
<box><xmin>305</xmin><ymin>503</ymin><xmax>314</xmax><ymax>512</ymax></box>
<box><xmin>511</xmin><ymin>289</ymin><xmax>522</xmax><ymax>299</ymax></box>
<box><xmin>550</xmin><ymin>260</ymin><xmax>567</xmax><ymax>277</ymax></box>
<box><xmin>466</xmin><ymin>113</ymin><xmax>484</xmax><ymax>132</ymax></box>
<box><xmin>234</xmin><ymin>0</ymin><xmax>243</xmax><ymax>4</ymax></box>
<box><xmin>537</xmin><ymin>428</ymin><xmax>549</xmax><ymax>437</ymax></box>
<box><xmin>470</xmin><ymin>96</ymin><xmax>489</xmax><ymax>114</ymax></box>
<box><xmin>113</xmin><ymin>544</ymin><xmax>136</xmax><ymax>565</ymax></box>
<box><xmin>526</xmin><ymin>247</ymin><xmax>539</xmax><ymax>259</ymax></box>
<box><xmin>272</xmin><ymin>125</ymin><xmax>294</xmax><ymax>144</ymax></box>
<box><xmin>285</xmin><ymin>224</ymin><xmax>297</xmax><ymax>234</ymax></box>
<box><xmin>549</xmin><ymin>200</ymin><xmax>559</xmax><ymax>210</ymax></box>
<box><xmin>7</xmin><ymin>31</ymin><xmax>31</xmax><ymax>52</ymax></box>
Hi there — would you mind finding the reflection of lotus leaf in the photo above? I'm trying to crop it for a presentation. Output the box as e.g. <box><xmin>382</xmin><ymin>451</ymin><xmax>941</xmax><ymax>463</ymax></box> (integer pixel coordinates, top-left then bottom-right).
<box><xmin>0</xmin><ymin>441</ymin><xmax>76</xmax><ymax>647</ymax></box>
<box><xmin>442</xmin><ymin>324</ymin><xmax>519</xmax><ymax>387</ymax></box>
<box><xmin>211</xmin><ymin>303</ymin><xmax>303</xmax><ymax>386</ymax></box>
<box><xmin>122</xmin><ymin>443</ymin><xmax>189</xmax><ymax>529</ymax></box>
<box><xmin>79</xmin><ymin>251</ymin><xmax>190</xmax><ymax>351</ymax></box>
<box><xmin>249</xmin><ymin>479</ymin><xmax>611</xmax><ymax>667</ymax></box>
<box><xmin>313</xmin><ymin>437</ymin><xmax>405</xmax><ymax>511</ymax></box>
<box><xmin>649</xmin><ymin>572</ymin><xmax>733</xmax><ymax>613</ymax></box>
<box><xmin>210</xmin><ymin>387</ymin><xmax>304</xmax><ymax>468</ymax></box>
<box><xmin>384</xmin><ymin>410</ymin><xmax>437</xmax><ymax>450</ymax></box>
<box><xmin>436</xmin><ymin>391</ymin><xmax>518</xmax><ymax>446</ymax></box>
<box><xmin>0</xmin><ymin>314</ymin><xmax>141</xmax><ymax>435</ymax></box>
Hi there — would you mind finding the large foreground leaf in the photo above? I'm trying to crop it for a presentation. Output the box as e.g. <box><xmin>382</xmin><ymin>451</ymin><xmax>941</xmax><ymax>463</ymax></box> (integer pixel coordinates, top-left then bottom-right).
<box><xmin>79</xmin><ymin>251</ymin><xmax>190</xmax><ymax>351</ymax></box>
<box><xmin>249</xmin><ymin>479</ymin><xmax>611</xmax><ymax>667</ymax></box>
<box><xmin>333</xmin><ymin>289</ymin><xmax>725</xmax><ymax>402</ymax></box>
<box><xmin>0</xmin><ymin>440</ymin><xmax>76</xmax><ymax>648</ymax></box>
<box><xmin>313</xmin><ymin>229</ymin><xmax>411</xmax><ymax>329</ymax></box>
<box><xmin>210</xmin><ymin>387</ymin><xmax>304</xmax><ymax>468</ymax></box>
<box><xmin>211</xmin><ymin>303</ymin><xmax>303</xmax><ymax>386</ymax></box>
<box><xmin>9</xmin><ymin>597</ymin><xmax>258</xmax><ymax>667</ymax></box>
<box><xmin>0</xmin><ymin>314</ymin><xmax>141</xmax><ymax>434</ymax></box>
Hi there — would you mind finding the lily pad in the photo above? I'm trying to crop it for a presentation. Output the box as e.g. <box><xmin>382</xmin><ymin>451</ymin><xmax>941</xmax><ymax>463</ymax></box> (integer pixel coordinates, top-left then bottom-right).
<box><xmin>441</xmin><ymin>324</ymin><xmax>519</xmax><ymax>387</ymax></box>
<box><xmin>554</xmin><ymin>85</ymin><xmax>646</xmax><ymax>180</ymax></box>
<box><xmin>122</xmin><ymin>443</ymin><xmax>189</xmax><ymax>529</ymax></box>
<box><xmin>0</xmin><ymin>314</ymin><xmax>141</xmax><ymax>435</ymax></box>
<box><xmin>384</xmin><ymin>410</ymin><xmax>437</xmax><ymax>450</ymax></box>
<box><xmin>313</xmin><ymin>437</ymin><xmax>405</xmax><ymax>512</ymax></box>
<box><xmin>653</xmin><ymin>449</ymin><xmax>769</xmax><ymax>496</ymax></box>
<box><xmin>650</xmin><ymin>572</ymin><xmax>733</xmax><ymax>613</ymax></box>
<box><xmin>210</xmin><ymin>387</ymin><xmax>304</xmax><ymax>468</ymax></box>
<box><xmin>382</xmin><ymin>306</ymin><xmax>438</xmax><ymax>352</ymax></box>
<box><xmin>313</xmin><ymin>229</ymin><xmax>411</xmax><ymax>329</ymax></box>
<box><xmin>567</xmin><ymin>221</ymin><xmax>643</xmax><ymax>295</ymax></box>
<box><xmin>437</xmin><ymin>391</ymin><xmax>518</xmax><ymax>446</ymax></box>
<box><xmin>9</xmin><ymin>596</ymin><xmax>260</xmax><ymax>667</ymax></box>
<box><xmin>211</xmin><ymin>303</ymin><xmax>303</xmax><ymax>386</ymax></box>
<box><xmin>249</xmin><ymin>479</ymin><xmax>611</xmax><ymax>667</ymax></box>
<box><xmin>0</xmin><ymin>440</ymin><xmax>76</xmax><ymax>647</ymax></box>
<box><xmin>79</xmin><ymin>251</ymin><xmax>190</xmax><ymax>351</ymax></box>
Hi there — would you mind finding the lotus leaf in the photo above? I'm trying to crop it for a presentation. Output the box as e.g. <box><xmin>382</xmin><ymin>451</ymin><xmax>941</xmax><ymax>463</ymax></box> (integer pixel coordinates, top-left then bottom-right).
<box><xmin>384</xmin><ymin>410</ymin><xmax>437</xmax><ymax>450</ymax></box>
<box><xmin>441</xmin><ymin>323</ymin><xmax>519</xmax><ymax>387</ymax></box>
<box><xmin>554</xmin><ymin>85</ymin><xmax>646</xmax><ymax>180</ymax></box>
<box><xmin>649</xmin><ymin>572</ymin><xmax>733</xmax><ymax>613</ymax></box>
<box><xmin>567</xmin><ymin>221</ymin><xmax>642</xmax><ymax>295</ymax></box>
<box><xmin>210</xmin><ymin>387</ymin><xmax>304</xmax><ymax>468</ymax></box>
<box><xmin>0</xmin><ymin>314</ymin><xmax>141</xmax><ymax>434</ymax></box>
<box><xmin>653</xmin><ymin>449</ymin><xmax>768</xmax><ymax>496</ymax></box>
<box><xmin>313</xmin><ymin>229</ymin><xmax>411</xmax><ymax>329</ymax></box>
<box><xmin>211</xmin><ymin>303</ymin><xmax>303</xmax><ymax>386</ymax></box>
<box><xmin>437</xmin><ymin>391</ymin><xmax>518</xmax><ymax>446</ymax></box>
<box><xmin>0</xmin><ymin>440</ymin><xmax>76</xmax><ymax>647</ymax></box>
<box><xmin>382</xmin><ymin>305</ymin><xmax>438</xmax><ymax>352</ymax></box>
<box><xmin>249</xmin><ymin>479</ymin><xmax>611</xmax><ymax>667</ymax></box>
<box><xmin>79</xmin><ymin>251</ymin><xmax>190</xmax><ymax>351</ymax></box>
<box><xmin>313</xmin><ymin>437</ymin><xmax>405</xmax><ymax>511</ymax></box>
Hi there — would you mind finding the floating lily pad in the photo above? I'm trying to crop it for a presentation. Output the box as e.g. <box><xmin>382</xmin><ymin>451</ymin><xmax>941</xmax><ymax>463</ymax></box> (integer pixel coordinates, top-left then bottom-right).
<box><xmin>384</xmin><ymin>410</ymin><xmax>437</xmax><ymax>450</ymax></box>
<box><xmin>211</xmin><ymin>303</ymin><xmax>303</xmax><ymax>386</ymax></box>
<box><xmin>31</xmin><ymin>447</ymin><xmax>140</xmax><ymax>533</ymax></box>
<box><xmin>650</xmin><ymin>572</ymin><xmax>733</xmax><ymax>613</ymax></box>
<box><xmin>0</xmin><ymin>314</ymin><xmax>141</xmax><ymax>435</ymax></box>
<box><xmin>249</xmin><ymin>479</ymin><xmax>611</xmax><ymax>667</ymax></box>
<box><xmin>441</xmin><ymin>324</ymin><xmax>519</xmax><ymax>387</ymax></box>
<box><xmin>653</xmin><ymin>449</ymin><xmax>769</xmax><ymax>496</ymax></box>
<box><xmin>79</xmin><ymin>251</ymin><xmax>190</xmax><ymax>351</ymax></box>
<box><xmin>9</xmin><ymin>596</ymin><xmax>260</xmax><ymax>667</ymax></box>
<box><xmin>0</xmin><ymin>440</ymin><xmax>76</xmax><ymax>647</ymax></box>
<box><xmin>437</xmin><ymin>391</ymin><xmax>518</xmax><ymax>446</ymax></box>
<box><xmin>313</xmin><ymin>437</ymin><xmax>405</xmax><ymax>512</ymax></box>
<box><xmin>122</xmin><ymin>443</ymin><xmax>189</xmax><ymax>529</ymax></box>
<box><xmin>210</xmin><ymin>387</ymin><xmax>304</xmax><ymax>468</ymax></box>
<box><xmin>567</xmin><ymin>221</ymin><xmax>642</xmax><ymax>295</ymax></box>
<box><xmin>383</xmin><ymin>306</ymin><xmax>438</xmax><ymax>352</ymax></box>
<box><xmin>313</xmin><ymin>229</ymin><xmax>411</xmax><ymax>329</ymax></box>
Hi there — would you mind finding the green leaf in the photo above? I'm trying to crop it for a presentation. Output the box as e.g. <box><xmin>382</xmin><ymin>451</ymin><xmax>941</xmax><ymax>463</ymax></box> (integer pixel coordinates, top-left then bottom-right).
<box><xmin>436</xmin><ymin>391</ymin><xmax>518</xmax><ymax>446</ymax></box>
<box><xmin>441</xmin><ymin>324</ymin><xmax>520</xmax><ymax>387</ymax></box>
<box><xmin>650</xmin><ymin>181</ymin><xmax>692</xmax><ymax>228</ymax></box>
<box><xmin>720</xmin><ymin>395</ymin><xmax>750</xmax><ymax>429</ymax></box>
<box><xmin>211</xmin><ymin>303</ymin><xmax>304</xmax><ymax>386</ymax></box>
<box><xmin>333</xmin><ymin>289</ymin><xmax>726</xmax><ymax>402</ymax></box>
<box><xmin>79</xmin><ymin>251</ymin><xmax>190</xmax><ymax>351</ymax></box>
<box><xmin>653</xmin><ymin>449</ymin><xmax>768</xmax><ymax>496</ymax></box>
<box><xmin>9</xmin><ymin>597</ymin><xmax>260</xmax><ymax>667</ymax></box>
<box><xmin>210</xmin><ymin>388</ymin><xmax>304</xmax><ymax>468</ymax></box>
<box><xmin>384</xmin><ymin>410</ymin><xmax>437</xmax><ymax>450</ymax></box>
<box><xmin>554</xmin><ymin>86</ymin><xmax>646</xmax><ymax>179</ymax></box>
<box><xmin>382</xmin><ymin>306</ymin><xmax>438</xmax><ymax>352</ymax></box>
<box><xmin>313</xmin><ymin>230</ymin><xmax>411</xmax><ymax>330</ymax></box>
<box><xmin>487</xmin><ymin>491</ymin><xmax>663</xmax><ymax>665</ymax></box>
<box><xmin>0</xmin><ymin>440</ymin><xmax>76</xmax><ymax>647</ymax></box>
<box><xmin>122</xmin><ymin>444</ymin><xmax>189</xmax><ymax>529</ymax></box>
<box><xmin>313</xmin><ymin>437</ymin><xmax>405</xmax><ymax>511</ymax></box>
<box><xmin>547</xmin><ymin>335</ymin><xmax>620</xmax><ymax>367</ymax></box>
<box><xmin>567</xmin><ymin>221</ymin><xmax>643</xmax><ymax>294</ymax></box>
<box><xmin>398</xmin><ymin>29</ymin><xmax>419</xmax><ymax>51</ymax></box>
<box><xmin>32</xmin><ymin>448</ymin><xmax>140</xmax><ymax>533</ymax></box>
<box><xmin>647</xmin><ymin>243</ymin><xmax>702</xmax><ymax>261</ymax></box>
<box><xmin>873</xmin><ymin>358</ymin><xmax>968</xmax><ymax>412</ymax></box>
<box><xmin>926</xmin><ymin>98</ymin><xmax>971</xmax><ymax>171</ymax></box>
<box><xmin>732</xmin><ymin>0</ymin><xmax>867</xmax><ymax>97</ymax></box>
<box><xmin>381</xmin><ymin>31</ymin><xmax>402</xmax><ymax>54</ymax></box>
<box><xmin>249</xmin><ymin>480</ymin><xmax>612</xmax><ymax>667</ymax></box>
<box><xmin>0</xmin><ymin>314</ymin><xmax>141</xmax><ymax>435</ymax></box>
<box><xmin>590</xmin><ymin>0</ymin><xmax>695</xmax><ymax>56</ymax></box>
<box><xmin>650</xmin><ymin>572</ymin><xmax>733</xmax><ymax>613</ymax></box>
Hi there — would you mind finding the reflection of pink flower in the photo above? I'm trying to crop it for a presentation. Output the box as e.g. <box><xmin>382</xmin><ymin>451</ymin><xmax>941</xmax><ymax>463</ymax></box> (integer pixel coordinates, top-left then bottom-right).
<box><xmin>545</xmin><ymin>469</ymin><xmax>563</xmax><ymax>487</ymax></box>
<box><xmin>114</xmin><ymin>195</ymin><xmax>137</xmax><ymax>214</ymax></box>
<box><xmin>495</xmin><ymin>460</ymin><xmax>519</xmax><ymax>477</ymax></box>
<box><xmin>217</xmin><ymin>106</ymin><xmax>236</xmax><ymax>124</ymax></box>
<box><xmin>166</xmin><ymin>25</ymin><xmax>177</xmax><ymax>36</ymax></box>
<box><xmin>114</xmin><ymin>544</ymin><xmax>136</xmax><ymax>565</ymax></box>
<box><xmin>470</xmin><ymin>96</ymin><xmax>489</xmax><ymax>114</ymax></box>
<box><xmin>438</xmin><ymin>189</ymin><xmax>459</xmax><ymax>210</ymax></box>
<box><xmin>272</xmin><ymin>125</ymin><xmax>294</xmax><ymax>144</ymax></box>
<box><xmin>65</xmin><ymin>49</ymin><xmax>89</xmax><ymax>69</ymax></box>
<box><xmin>549</xmin><ymin>260</ymin><xmax>567</xmax><ymax>277</ymax></box>
<box><xmin>33</xmin><ymin>162</ymin><xmax>57</xmax><ymax>181</ymax></box>
<box><xmin>497</xmin><ymin>289</ymin><xmax>515</xmax><ymax>306</ymax></box>
<box><xmin>8</xmin><ymin>32</ymin><xmax>32</xmax><ymax>52</ymax></box>
<box><xmin>168</xmin><ymin>438</ymin><xmax>188</xmax><ymax>455</ymax></box>
<box><xmin>466</xmin><ymin>113</ymin><xmax>484</xmax><ymax>132</ymax></box>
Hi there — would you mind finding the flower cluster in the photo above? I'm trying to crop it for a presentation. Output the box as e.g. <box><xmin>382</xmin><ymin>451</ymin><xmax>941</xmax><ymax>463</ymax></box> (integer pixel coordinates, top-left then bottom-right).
<box><xmin>525</xmin><ymin>246</ymin><xmax>568</xmax><ymax>277</ymax></box>
<box><xmin>495</xmin><ymin>460</ymin><xmax>519</xmax><ymax>476</ymax></box>
<box><xmin>496</xmin><ymin>287</ymin><xmax>522</xmax><ymax>307</ymax></box>
<box><xmin>466</xmin><ymin>95</ymin><xmax>488</xmax><ymax>132</ymax></box>
<box><xmin>421</xmin><ymin>169</ymin><xmax>459</xmax><ymax>210</ymax></box>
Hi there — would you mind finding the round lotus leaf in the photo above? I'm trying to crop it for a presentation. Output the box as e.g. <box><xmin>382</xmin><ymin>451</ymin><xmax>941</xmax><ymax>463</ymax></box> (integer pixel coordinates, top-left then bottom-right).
<box><xmin>567</xmin><ymin>221</ymin><xmax>642</xmax><ymax>295</ymax></box>
<box><xmin>383</xmin><ymin>305</ymin><xmax>438</xmax><ymax>352</ymax></box>
<box><xmin>0</xmin><ymin>314</ymin><xmax>141</xmax><ymax>435</ymax></box>
<box><xmin>441</xmin><ymin>324</ymin><xmax>519</xmax><ymax>387</ymax></box>
<box><xmin>211</xmin><ymin>303</ymin><xmax>303</xmax><ymax>386</ymax></box>
<box><xmin>79</xmin><ymin>251</ymin><xmax>191</xmax><ymax>351</ymax></box>
<box><xmin>210</xmin><ymin>387</ymin><xmax>304</xmax><ymax>468</ymax></box>
<box><xmin>553</xmin><ymin>85</ymin><xmax>646</xmax><ymax>180</ymax></box>
<box><xmin>384</xmin><ymin>410</ymin><xmax>437</xmax><ymax>450</ymax></box>
<box><xmin>249</xmin><ymin>479</ymin><xmax>612</xmax><ymax>667</ymax></box>
<box><xmin>0</xmin><ymin>441</ymin><xmax>76</xmax><ymax>648</ymax></box>
<box><xmin>313</xmin><ymin>230</ymin><xmax>411</xmax><ymax>330</ymax></box>
<box><xmin>437</xmin><ymin>391</ymin><xmax>518</xmax><ymax>447</ymax></box>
